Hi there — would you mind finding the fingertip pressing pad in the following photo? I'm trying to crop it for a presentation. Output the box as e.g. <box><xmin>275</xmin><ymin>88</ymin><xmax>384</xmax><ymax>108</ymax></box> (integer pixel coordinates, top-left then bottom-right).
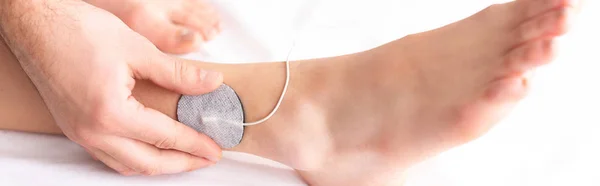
<box><xmin>177</xmin><ymin>84</ymin><xmax>244</xmax><ymax>149</ymax></box>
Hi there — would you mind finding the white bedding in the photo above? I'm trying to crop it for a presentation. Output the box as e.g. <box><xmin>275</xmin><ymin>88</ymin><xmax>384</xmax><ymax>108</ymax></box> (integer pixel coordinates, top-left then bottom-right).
<box><xmin>1</xmin><ymin>0</ymin><xmax>599</xmax><ymax>185</ymax></box>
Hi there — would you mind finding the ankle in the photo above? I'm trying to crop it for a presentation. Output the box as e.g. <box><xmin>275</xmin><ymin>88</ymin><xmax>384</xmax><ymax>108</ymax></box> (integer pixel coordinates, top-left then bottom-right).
<box><xmin>230</xmin><ymin>57</ymin><xmax>348</xmax><ymax>169</ymax></box>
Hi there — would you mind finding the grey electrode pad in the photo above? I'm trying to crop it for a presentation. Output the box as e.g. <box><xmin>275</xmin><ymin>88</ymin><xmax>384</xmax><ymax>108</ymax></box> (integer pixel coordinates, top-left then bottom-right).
<box><xmin>177</xmin><ymin>84</ymin><xmax>244</xmax><ymax>148</ymax></box>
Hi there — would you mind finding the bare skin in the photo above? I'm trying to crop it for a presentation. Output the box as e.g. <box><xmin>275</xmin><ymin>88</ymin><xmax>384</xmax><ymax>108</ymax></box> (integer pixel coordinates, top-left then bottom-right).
<box><xmin>0</xmin><ymin>0</ymin><xmax>577</xmax><ymax>185</ymax></box>
<box><xmin>1</xmin><ymin>0</ymin><xmax>224</xmax><ymax>175</ymax></box>
<box><xmin>84</xmin><ymin>0</ymin><xmax>221</xmax><ymax>54</ymax></box>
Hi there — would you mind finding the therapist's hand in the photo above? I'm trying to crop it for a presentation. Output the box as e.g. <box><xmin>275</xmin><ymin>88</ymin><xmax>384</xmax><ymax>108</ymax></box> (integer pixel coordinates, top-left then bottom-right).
<box><xmin>0</xmin><ymin>0</ymin><xmax>222</xmax><ymax>175</ymax></box>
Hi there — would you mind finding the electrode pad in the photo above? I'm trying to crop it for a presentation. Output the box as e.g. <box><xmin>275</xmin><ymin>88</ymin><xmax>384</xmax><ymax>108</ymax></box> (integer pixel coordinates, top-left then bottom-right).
<box><xmin>177</xmin><ymin>84</ymin><xmax>244</xmax><ymax>148</ymax></box>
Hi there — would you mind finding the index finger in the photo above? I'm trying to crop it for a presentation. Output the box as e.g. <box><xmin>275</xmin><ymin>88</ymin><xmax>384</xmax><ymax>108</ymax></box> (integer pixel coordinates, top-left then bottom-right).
<box><xmin>99</xmin><ymin>136</ymin><xmax>213</xmax><ymax>175</ymax></box>
<box><xmin>124</xmin><ymin>97</ymin><xmax>222</xmax><ymax>162</ymax></box>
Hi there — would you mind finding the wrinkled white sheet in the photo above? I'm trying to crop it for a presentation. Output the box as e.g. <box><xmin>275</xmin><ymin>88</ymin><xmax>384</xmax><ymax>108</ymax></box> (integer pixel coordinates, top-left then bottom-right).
<box><xmin>1</xmin><ymin>0</ymin><xmax>599</xmax><ymax>185</ymax></box>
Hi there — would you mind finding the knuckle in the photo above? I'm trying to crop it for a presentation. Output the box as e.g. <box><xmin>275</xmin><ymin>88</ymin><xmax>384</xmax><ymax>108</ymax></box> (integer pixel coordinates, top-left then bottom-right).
<box><xmin>155</xmin><ymin>136</ymin><xmax>177</xmax><ymax>149</ymax></box>
<box><xmin>183</xmin><ymin>131</ymin><xmax>205</xmax><ymax>156</ymax></box>
<box><xmin>172</xmin><ymin>60</ymin><xmax>190</xmax><ymax>85</ymax></box>
<box><xmin>187</xmin><ymin>145</ymin><xmax>203</xmax><ymax>156</ymax></box>
<box><xmin>155</xmin><ymin>121</ymin><xmax>184</xmax><ymax>150</ymax></box>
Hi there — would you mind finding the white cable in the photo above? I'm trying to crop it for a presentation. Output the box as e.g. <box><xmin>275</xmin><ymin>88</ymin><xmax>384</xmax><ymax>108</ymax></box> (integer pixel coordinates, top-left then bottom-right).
<box><xmin>242</xmin><ymin>42</ymin><xmax>295</xmax><ymax>126</ymax></box>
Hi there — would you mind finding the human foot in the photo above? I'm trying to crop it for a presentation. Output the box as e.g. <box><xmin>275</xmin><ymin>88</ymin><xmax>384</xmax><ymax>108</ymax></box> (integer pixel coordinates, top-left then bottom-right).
<box><xmin>85</xmin><ymin>0</ymin><xmax>220</xmax><ymax>54</ymax></box>
<box><xmin>233</xmin><ymin>0</ymin><xmax>578</xmax><ymax>185</ymax></box>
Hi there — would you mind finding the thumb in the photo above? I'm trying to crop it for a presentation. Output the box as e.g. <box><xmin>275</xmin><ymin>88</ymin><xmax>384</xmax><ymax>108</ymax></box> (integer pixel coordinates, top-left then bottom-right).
<box><xmin>131</xmin><ymin>54</ymin><xmax>223</xmax><ymax>95</ymax></box>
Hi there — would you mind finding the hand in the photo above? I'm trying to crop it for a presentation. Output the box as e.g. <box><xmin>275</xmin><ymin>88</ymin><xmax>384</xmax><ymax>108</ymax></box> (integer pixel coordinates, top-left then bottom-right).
<box><xmin>0</xmin><ymin>0</ymin><xmax>223</xmax><ymax>175</ymax></box>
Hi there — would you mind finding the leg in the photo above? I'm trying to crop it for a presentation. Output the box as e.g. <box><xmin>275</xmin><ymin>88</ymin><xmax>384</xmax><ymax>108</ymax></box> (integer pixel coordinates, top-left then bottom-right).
<box><xmin>0</xmin><ymin>33</ymin><xmax>301</xmax><ymax>134</ymax></box>
<box><xmin>0</xmin><ymin>0</ymin><xmax>578</xmax><ymax>185</ymax></box>
<box><xmin>0</xmin><ymin>39</ymin><xmax>62</xmax><ymax>134</ymax></box>
<box><xmin>84</xmin><ymin>0</ymin><xmax>220</xmax><ymax>54</ymax></box>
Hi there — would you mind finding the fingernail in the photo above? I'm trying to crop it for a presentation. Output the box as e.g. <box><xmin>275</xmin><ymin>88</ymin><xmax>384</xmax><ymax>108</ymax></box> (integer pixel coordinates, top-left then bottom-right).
<box><xmin>205</xmin><ymin>153</ymin><xmax>221</xmax><ymax>162</ymax></box>
<box><xmin>198</xmin><ymin>69</ymin><xmax>222</xmax><ymax>83</ymax></box>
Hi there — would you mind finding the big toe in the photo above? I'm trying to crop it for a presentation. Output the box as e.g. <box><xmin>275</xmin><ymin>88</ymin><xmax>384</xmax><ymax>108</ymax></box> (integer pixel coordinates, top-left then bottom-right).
<box><xmin>515</xmin><ymin>0</ymin><xmax>577</xmax><ymax>20</ymax></box>
<box><xmin>511</xmin><ymin>0</ymin><xmax>578</xmax><ymax>43</ymax></box>
<box><xmin>170</xmin><ymin>0</ymin><xmax>221</xmax><ymax>42</ymax></box>
<box><xmin>502</xmin><ymin>0</ymin><xmax>579</xmax><ymax>72</ymax></box>
<box><xmin>146</xmin><ymin>23</ymin><xmax>204</xmax><ymax>54</ymax></box>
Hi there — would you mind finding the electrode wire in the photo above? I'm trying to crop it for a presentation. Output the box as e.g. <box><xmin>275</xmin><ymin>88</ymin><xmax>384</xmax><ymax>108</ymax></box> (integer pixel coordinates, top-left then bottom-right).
<box><xmin>242</xmin><ymin>42</ymin><xmax>295</xmax><ymax>126</ymax></box>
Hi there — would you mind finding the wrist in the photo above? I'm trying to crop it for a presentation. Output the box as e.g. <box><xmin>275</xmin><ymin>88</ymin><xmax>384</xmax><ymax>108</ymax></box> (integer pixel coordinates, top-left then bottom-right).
<box><xmin>0</xmin><ymin>0</ymin><xmax>47</xmax><ymax>23</ymax></box>
<box><xmin>0</xmin><ymin>0</ymin><xmax>88</xmax><ymax>55</ymax></box>
<box><xmin>0</xmin><ymin>0</ymin><xmax>47</xmax><ymax>62</ymax></box>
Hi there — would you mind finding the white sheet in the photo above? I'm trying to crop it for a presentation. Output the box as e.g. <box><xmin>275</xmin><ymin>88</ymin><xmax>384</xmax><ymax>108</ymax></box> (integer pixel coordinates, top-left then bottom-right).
<box><xmin>2</xmin><ymin>0</ymin><xmax>599</xmax><ymax>185</ymax></box>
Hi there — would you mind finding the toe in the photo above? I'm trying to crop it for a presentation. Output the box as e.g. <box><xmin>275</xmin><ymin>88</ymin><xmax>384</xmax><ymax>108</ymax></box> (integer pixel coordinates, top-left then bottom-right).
<box><xmin>506</xmin><ymin>39</ymin><xmax>555</xmax><ymax>72</ymax></box>
<box><xmin>455</xmin><ymin>75</ymin><xmax>531</xmax><ymax>142</ymax></box>
<box><xmin>485</xmin><ymin>75</ymin><xmax>530</xmax><ymax>103</ymax></box>
<box><xmin>192</xmin><ymin>12</ymin><xmax>220</xmax><ymax>41</ymax></box>
<box><xmin>152</xmin><ymin>24</ymin><xmax>202</xmax><ymax>54</ymax></box>
<box><xmin>516</xmin><ymin>0</ymin><xmax>577</xmax><ymax>21</ymax></box>
<box><xmin>122</xmin><ymin>10</ymin><xmax>201</xmax><ymax>54</ymax></box>
<box><xmin>171</xmin><ymin>0</ymin><xmax>220</xmax><ymax>42</ymax></box>
<box><xmin>513</xmin><ymin>6</ymin><xmax>574</xmax><ymax>43</ymax></box>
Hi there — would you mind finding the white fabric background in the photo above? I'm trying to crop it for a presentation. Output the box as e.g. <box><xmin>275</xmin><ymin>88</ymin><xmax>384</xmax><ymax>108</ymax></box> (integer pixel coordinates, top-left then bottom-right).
<box><xmin>1</xmin><ymin>0</ymin><xmax>599</xmax><ymax>185</ymax></box>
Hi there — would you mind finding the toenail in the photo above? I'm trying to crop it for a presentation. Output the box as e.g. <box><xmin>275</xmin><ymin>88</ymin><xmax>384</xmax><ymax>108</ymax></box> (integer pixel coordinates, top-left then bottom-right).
<box><xmin>179</xmin><ymin>29</ymin><xmax>196</xmax><ymax>42</ymax></box>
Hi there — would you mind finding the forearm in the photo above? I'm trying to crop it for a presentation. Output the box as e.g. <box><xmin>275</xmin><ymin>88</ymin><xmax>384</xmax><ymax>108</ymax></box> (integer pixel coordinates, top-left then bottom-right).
<box><xmin>0</xmin><ymin>0</ymin><xmax>43</xmax><ymax>49</ymax></box>
<box><xmin>0</xmin><ymin>0</ymin><xmax>64</xmax><ymax>49</ymax></box>
<box><xmin>0</xmin><ymin>0</ymin><xmax>87</xmax><ymax>83</ymax></box>
<box><xmin>0</xmin><ymin>0</ymin><xmax>78</xmax><ymax>134</ymax></box>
